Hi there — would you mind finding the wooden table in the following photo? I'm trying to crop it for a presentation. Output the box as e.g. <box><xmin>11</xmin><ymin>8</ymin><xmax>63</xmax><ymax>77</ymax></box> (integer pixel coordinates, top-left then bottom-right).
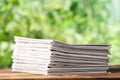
<box><xmin>0</xmin><ymin>66</ymin><xmax>120</xmax><ymax>80</ymax></box>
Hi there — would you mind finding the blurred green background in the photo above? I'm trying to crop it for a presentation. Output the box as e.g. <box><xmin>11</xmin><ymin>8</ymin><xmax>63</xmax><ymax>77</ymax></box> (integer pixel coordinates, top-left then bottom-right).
<box><xmin>0</xmin><ymin>0</ymin><xmax>120</xmax><ymax>68</ymax></box>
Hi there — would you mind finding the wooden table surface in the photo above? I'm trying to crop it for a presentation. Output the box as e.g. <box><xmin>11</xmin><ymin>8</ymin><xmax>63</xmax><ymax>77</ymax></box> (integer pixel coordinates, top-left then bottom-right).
<box><xmin>0</xmin><ymin>66</ymin><xmax>120</xmax><ymax>80</ymax></box>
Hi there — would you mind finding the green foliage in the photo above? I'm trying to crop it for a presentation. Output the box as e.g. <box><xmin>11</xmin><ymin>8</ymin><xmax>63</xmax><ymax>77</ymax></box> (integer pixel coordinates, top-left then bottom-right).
<box><xmin>0</xmin><ymin>0</ymin><xmax>119</xmax><ymax>68</ymax></box>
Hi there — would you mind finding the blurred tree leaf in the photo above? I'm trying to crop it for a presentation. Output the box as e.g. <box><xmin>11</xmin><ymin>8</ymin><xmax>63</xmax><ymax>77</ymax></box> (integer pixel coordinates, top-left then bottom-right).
<box><xmin>1</xmin><ymin>0</ymin><xmax>120</xmax><ymax>68</ymax></box>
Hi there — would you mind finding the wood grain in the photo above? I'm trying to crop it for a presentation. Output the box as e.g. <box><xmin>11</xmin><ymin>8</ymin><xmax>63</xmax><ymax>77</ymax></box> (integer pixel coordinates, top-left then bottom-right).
<box><xmin>0</xmin><ymin>66</ymin><xmax>120</xmax><ymax>80</ymax></box>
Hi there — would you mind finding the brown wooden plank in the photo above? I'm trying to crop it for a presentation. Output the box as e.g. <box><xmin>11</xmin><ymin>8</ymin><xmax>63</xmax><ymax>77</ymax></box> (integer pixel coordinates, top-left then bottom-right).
<box><xmin>109</xmin><ymin>65</ymin><xmax>120</xmax><ymax>72</ymax></box>
<box><xmin>0</xmin><ymin>67</ymin><xmax>120</xmax><ymax>80</ymax></box>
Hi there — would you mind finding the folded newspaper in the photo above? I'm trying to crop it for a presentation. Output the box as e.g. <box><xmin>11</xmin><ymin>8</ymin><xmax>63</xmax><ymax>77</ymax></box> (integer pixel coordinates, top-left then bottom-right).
<box><xmin>12</xmin><ymin>36</ymin><xmax>110</xmax><ymax>75</ymax></box>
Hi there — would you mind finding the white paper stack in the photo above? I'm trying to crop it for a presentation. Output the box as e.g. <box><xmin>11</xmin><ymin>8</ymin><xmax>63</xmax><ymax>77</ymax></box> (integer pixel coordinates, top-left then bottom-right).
<box><xmin>12</xmin><ymin>36</ymin><xmax>110</xmax><ymax>75</ymax></box>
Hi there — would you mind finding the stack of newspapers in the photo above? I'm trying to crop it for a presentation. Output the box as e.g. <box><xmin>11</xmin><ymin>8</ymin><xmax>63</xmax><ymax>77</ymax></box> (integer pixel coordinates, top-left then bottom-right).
<box><xmin>12</xmin><ymin>36</ymin><xmax>110</xmax><ymax>75</ymax></box>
